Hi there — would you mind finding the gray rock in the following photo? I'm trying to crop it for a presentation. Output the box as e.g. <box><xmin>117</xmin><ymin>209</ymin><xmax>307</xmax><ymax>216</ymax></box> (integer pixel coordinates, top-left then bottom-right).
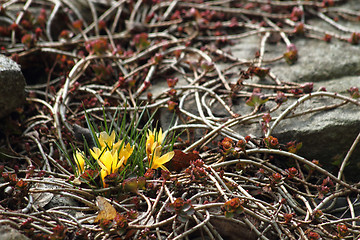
<box><xmin>0</xmin><ymin>55</ymin><xmax>26</xmax><ymax>119</ymax></box>
<box><xmin>267</xmin><ymin>39</ymin><xmax>360</xmax><ymax>83</ymax></box>
<box><xmin>0</xmin><ymin>225</ymin><xmax>30</xmax><ymax>240</ymax></box>
<box><xmin>263</xmin><ymin>40</ymin><xmax>360</xmax><ymax>180</ymax></box>
<box><xmin>272</xmin><ymin>100</ymin><xmax>360</xmax><ymax>181</ymax></box>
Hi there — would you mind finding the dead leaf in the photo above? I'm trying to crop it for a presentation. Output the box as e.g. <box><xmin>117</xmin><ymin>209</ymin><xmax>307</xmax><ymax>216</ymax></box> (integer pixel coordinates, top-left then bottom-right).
<box><xmin>165</xmin><ymin>150</ymin><xmax>200</xmax><ymax>172</ymax></box>
<box><xmin>94</xmin><ymin>196</ymin><xmax>117</xmax><ymax>223</ymax></box>
<box><xmin>30</xmin><ymin>181</ymin><xmax>58</xmax><ymax>209</ymax></box>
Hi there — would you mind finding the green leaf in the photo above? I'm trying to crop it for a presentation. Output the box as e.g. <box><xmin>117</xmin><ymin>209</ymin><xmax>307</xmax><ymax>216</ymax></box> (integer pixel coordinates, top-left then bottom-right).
<box><xmin>246</xmin><ymin>94</ymin><xmax>268</xmax><ymax>108</ymax></box>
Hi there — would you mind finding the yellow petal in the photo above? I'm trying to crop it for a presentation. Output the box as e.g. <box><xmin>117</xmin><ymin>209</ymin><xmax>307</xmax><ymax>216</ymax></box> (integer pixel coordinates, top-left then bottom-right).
<box><xmin>100</xmin><ymin>169</ymin><xmax>108</xmax><ymax>186</ymax></box>
<box><xmin>146</xmin><ymin>129</ymin><xmax>153</xmax><ymax>138</ymax></box>
<box><xmin>99</xmin><ymin>130</ymin><xmax>116</xmax><ymax>149</ymax></box>
<box><xmin>159</xmin><ymin>164</ymin><xmax>170</xmax><ymax>172</ymax></box>
<box><xmin>73</xmin><ymin>150</ymin><xmax>85</xmax><ymax>174</ymax></box>
<box><xmin>111</xmin><ymin>151</ymin><xmax>120</xmax><ymax>173</ymax></box>
<box><xmin>158</xmin><ymin>128</ymin><xmax>164</xmax><ymax>144</ymax></box>
<box><xmin>97</xmin><ymin>158</ymin><xmax>107</xmax><ymax>172</ymax></box>
<box><xmin>109</xmin><ymin>130</ymin><xmax>116</xmax><ymax>142</ymax></box>
<box><xmin>112</xmin><ymin>140</ymin><xmax>121</xmax><ymax>152</ymax></box>
<box><xmin>156</xmin><ymin>151</ymin><xmax>174</xmax><ymax>166</ymax></box>
<box><xmin>117</xmin><ymin>156</ymin><xmax>126</xmax><ymax>170</ymax></box>
<box><xmin>146</xmin><ymin>133</ymin><xmax>155</xmax><ymax>157</ymax></box>
<box><xmin>100</xmin><ymin>151</ymin><xmax>115</xmax><ymax>173</ymax></box>
<box><xmin>119</xmin><ymin>142</ymin><xmax>134</xmax><ymax>165</ymax></box>
<box><xmin>150</xmin><ymin>147</ymin><xmax>174</xmax><ymax>170</ymax></box>
<box><xmin>90</xmin><ymin>147</ymin><xmax>102</xmax><ymax>160</ymax></box>
<box><xmin>125</xmin><ymin>143</ymin><xmax>134</xmax><ymax>155</ymax></box>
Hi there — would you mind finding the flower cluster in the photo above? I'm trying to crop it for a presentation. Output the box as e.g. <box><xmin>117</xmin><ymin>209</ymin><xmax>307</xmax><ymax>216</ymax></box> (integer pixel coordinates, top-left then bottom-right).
<box><xmin>218</xmin><ymin>136</ymin><xmax>251</xmax><ymax>157</ymax></box>
<box><xmin>245</xmin><ymin>88</ymin><xmax>269</xmax><ymax>109</ymax></box>
<box><xmin>286</xmin><ymin>141</ymin><xmax>302</xmax><ymax>153</ymax></box>
<box><xmin>73</xmin><ymin>128</ymin><xmax>174</xmax><ymax>187</ymax></box>
<box><xmin>317</xmin><ymin>176</ymin><xmax>334</xmax><ymax>199</ymax></box>
<box><xmin>284</xmin><ymin>167</ymin><xmax>298</xmax><ymax>179</ymax></box>
<box><xmin>348</xmin><ymin>86</ymin><xmax>360</xmax><ymax>99</ymax></box>
<box><xmin>74</xmin><ymin>131</ymin><xmax>134</xmax><ymax>186</ymax></box>
<box><xmin>219</xmin><ymin>137</ymin><xmax>234</xmax><ymax>155</ymax></box>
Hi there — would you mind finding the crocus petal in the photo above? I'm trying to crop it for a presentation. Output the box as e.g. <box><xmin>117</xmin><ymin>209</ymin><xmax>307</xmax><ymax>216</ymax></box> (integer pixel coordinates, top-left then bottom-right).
<box><xmin>97</xmin><ymin>158</ymin><xmax>107</xmax><ymax>172</ymax></box>
<box><xmin>100</xmin><ymin>151</ymin><xmax>114</xmax><ymax>173</ymax></box>
<box><xmin>119</xmin><ymin>142</ymin><xmax>134</xmax><ymax>165</ymax></box>
<box><xmin>98</xmin><ymin>130</ymin><xmax>116</xmax><ymax>149</ymax></box>
<box><xmin>158</xmin><ymin>128</ymin><xmax>164</xmax><ymax>144</ymax></box>
<box><xmin>150</xmin><ymin>147</ymin><xmax>174</xmax><ymax>170</ymax></box>
<box><xmin>111</xmin><ymin>151</ymin><xmax>120</xmax><ymax>172</ymax></box>
<box><xmin>155</xmin><ymin>151</ymin><xmax>174</xmax><ymax>166</ymax></box>
<box><xmin>146</xmin><ymin>130</ymin><xmax>153</xmax><ymax>138</ymax></box>
<box><xmin>159</xmin><ymin>164</ymin><xmax>170</xmax><ymax>172</ymax></box>
<box><xmin>73</xmin><ymin>151</ymin><xmax>85</xmax><ymax>174</ymax></box>
<box><xmin>90</xmin><ymin>147</ymin><xmax>102</xmax><ymax>160</ymax></box>
<box><xmin>100</xmin><ymin>169</ymin><xmax>107</xmax><ymax>186</ymax></box>
<box><xmin>146</xmin><ymin>132</ymin><xmax>155</xmax><ymax>157</ymax></box>
<box><xmin>146</xmin><ymin>128</ymin><xmax>165</xmax><ymax>161</ymax></box>
<box><xmin>112</xmin><ymin>140</ymin><xmax>121</xmax><ymax>152</ymax></box>
<box><xmin>117</xmin><ymin>156</ymin><xmax>126</xmax><ymax>170</ymax></box>
<box><xmin>125</xmin><ymin>143</ymin><xmax>134</xmax><ymax>156</ymax></box>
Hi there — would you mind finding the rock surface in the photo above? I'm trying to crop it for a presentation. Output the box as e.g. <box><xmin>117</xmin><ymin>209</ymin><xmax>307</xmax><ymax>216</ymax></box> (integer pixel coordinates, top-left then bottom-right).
<box><xmin>0</xmin><ymin>54</ymin><xmax>26</xmax><ymax>119</ymax></box>
<box><xmin>0</xmin><ymin>225</ymin><xmax>30</xmax><ymax>240</ymax></box>
<box><xmin>264</xmin><ymin>36</ymin><xmax>360</xmax><ymax>180</ymax></box>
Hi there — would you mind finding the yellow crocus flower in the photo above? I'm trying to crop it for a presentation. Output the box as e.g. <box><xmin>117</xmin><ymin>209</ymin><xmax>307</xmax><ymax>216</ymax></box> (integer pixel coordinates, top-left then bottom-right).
<box><xmin>97</xmin><ymin>131</ymin><xmax>133</xmax><ymax>161</ymax></box>
<box><xmin>149</xmin><ymin>146</ymin><xmax>174</xmax><ymax>172</ymax></box>
<box><xmin>91</xmin><ymin>130</ymin><xmax>134</xmax><ymax>186</ymax></box>
<box><xmin>146</xmin><ymin>128</ymin><xmax>164</xmax><ymax>159</ymax></box>
<box><xmin>91</xmin><ymin>143</ymin><xmax>133</xmax><ymax>186</ymax></box>
<box><xmin>95</xmin><ymin>149</ymin><xmax>122</xmax><ymax>185</ymax></box>
<box><xmin>73</xmin><ymin>150</ymin><xmax>85</xmax><ymax>175</ymax></box>
<box><xmin>98</xmin><ymin>130</ymin><xmax>116</xmax><ymax>149</ymax></box>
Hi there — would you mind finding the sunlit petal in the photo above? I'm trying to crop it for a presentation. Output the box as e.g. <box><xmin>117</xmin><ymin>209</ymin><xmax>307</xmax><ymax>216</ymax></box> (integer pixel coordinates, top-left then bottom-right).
<box><xmin>90</xmin><ymin>147</ymin><xmax>102</xmax><ymax>160</ymax></box>
<box><xmin>110</xmin><ymin>151</ymin><xmax>120</xmax><ymax>172</ymax></box>
<box><xmin>119</xmin><ymin>142</ymin><xmax>134</xmax><ymax>165</ymax></box>
<box><xmin>97</xmin><ymin>158</ymin><xmax>107</xmax><ymax>171</ymax></box>
<box><xmin>146</xmin><ymin>131</ymin><xmax>155</xmax><ymax>158</ymax></box>
<box><xmin>155</xmin><ymin>151</ymin><xmax>174</xmax><ymax>166</ymax></box>
<box><xmin>159</xmin><ymin>164</ymin><xmax>170</xmax><ymax>172</ymax></box>
<box><xmin>100</xmin><ymin>151</ymin><xmax>114</xmax><ymax>173</ymax></box>
<box><xmin>150</xmin><ymin>147</ymin><xmax>174</xmax><ymax>170</ymax></box>
<box><xmin>117</xmin><ymin>156</ymin><xmax>126</xmax><ymax>170</ymax></box>
<box><xmin>158</xmin><ymin>128</ymin><xmax>164</xmax><ymax>144</ymax></box>
<box><xmin>73</xmin><ymin>150</ymin><xmax>85</xmax><ymax>174</ymax></box>
<box><xmin>98</xmin><ymin>130</ymin><xmax>116</xmax><ymax>149</ymax></box>
<box><xmin>112</xmin><ymin>140</ymin><xmax>121</xmax><ymax>152</ymax></box>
